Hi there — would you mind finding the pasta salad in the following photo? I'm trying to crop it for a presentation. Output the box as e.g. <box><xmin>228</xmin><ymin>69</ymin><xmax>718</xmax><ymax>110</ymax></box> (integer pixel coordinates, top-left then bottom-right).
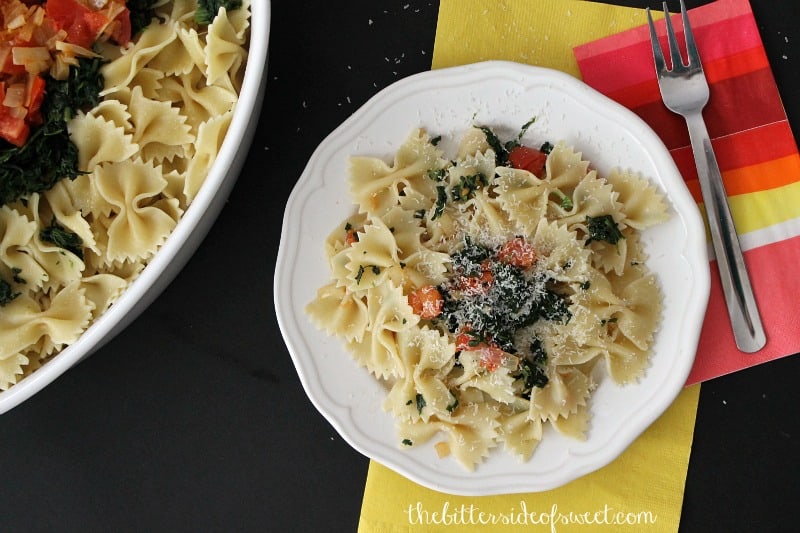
<box><xmin>0</xmin><ymin>0</ymin><xmax>250</xmax><ymax>389</ymax></box>
<box><xmin>307</xmin><ymin>125</ymin><xmax>670</xmax><ymax>470</ymax></box>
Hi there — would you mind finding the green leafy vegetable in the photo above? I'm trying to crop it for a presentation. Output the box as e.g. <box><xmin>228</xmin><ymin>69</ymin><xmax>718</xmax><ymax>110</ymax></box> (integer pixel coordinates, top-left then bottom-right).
<box><xmin>427</xmin><ymin>168</ymin><xmax>446</xmax><ymax>182</ymax></box>
<box><xmin>585</xmin><ymin>215</ymin><xmax>625</xmax><ymax>246</ymax></box>
<box><xmin>552</xmin><ymin>189</ymin><xmax>573</xmax><ymax>210</ymax></box>
<box><xmin>517</xmin><ymin>338</ymin><xmax>549</xmax><ymax>398</ymax></box>
<box><xmin>446</xmin><ymin>395</ymin><xmax>459</xmax><ymax>414</ymax></box>
<box><xmin>1</xmin><ymin>57</ymin><xmax>105</xmax><ymax>206</ymax></box>
<box><xmin>40</xmin><ymin>221</ymin><xmax>84</xmax><ymax>259</ymax></box>
<box><xmin>126</xmin><ymin>0</ymin><xmax>159</xmax><ymax>36</ymax></box>
<box><xmin>415</xmin><ymin>393</ymin><xmax>426</xmax><ymax>415</ymax></box>
<box><xmin>432</xmin><ymin>185</ymin><xmax>447</xmax><ymax>220</ymax></box>
<box><xmin>0</xmin><ymin>278</ymin><xmax>19</xmax><ymax>307</ymax></box>
<box><xmin>450</xmin><ymin>173</ymin><xmax>488</xmax><ymax>201</ymax></box>
<box><xmin>438</xmin><ymin>239</ymin><xmax>571</xmax><ymax>352</ymax></box>
<box><xmin>195</xmin><ymin>0</ymin><xmax>243</xmax><ymax>25</ymax></box>
<box><xmin>477</xmin><ymin>118</ymin><xmax>536</xmax><ymax>166</ymax></box>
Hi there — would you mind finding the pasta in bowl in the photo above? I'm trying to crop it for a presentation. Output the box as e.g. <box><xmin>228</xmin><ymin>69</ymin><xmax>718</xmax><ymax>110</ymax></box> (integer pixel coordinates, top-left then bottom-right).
<box><xmin>275</xmin><ymin>61</ymin><xmax>710</xmax><ymax>495</ymax></box>
<box><xmin>0</xmin><ymin>0</ymin><xmax>270</xmax><ymax>413</ymax></box>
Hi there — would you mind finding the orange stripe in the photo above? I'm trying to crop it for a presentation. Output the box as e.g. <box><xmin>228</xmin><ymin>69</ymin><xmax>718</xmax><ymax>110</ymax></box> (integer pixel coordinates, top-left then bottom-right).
<box><xmin>703</xmin><ymin>46</ymin><xmax>770</xmax><ymax>84</ymax></box>
<box><xmin>681</xmin><ymin>154</ymin><xmax>800</xmax><ymax>203</ymax></box>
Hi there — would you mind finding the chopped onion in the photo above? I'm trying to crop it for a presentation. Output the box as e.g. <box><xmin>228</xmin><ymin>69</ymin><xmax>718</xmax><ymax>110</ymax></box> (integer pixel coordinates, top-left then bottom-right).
<box><xmin>2</xmin><ymin>83</ymin><xmax>26</xmax><ymax>108</ymax></box>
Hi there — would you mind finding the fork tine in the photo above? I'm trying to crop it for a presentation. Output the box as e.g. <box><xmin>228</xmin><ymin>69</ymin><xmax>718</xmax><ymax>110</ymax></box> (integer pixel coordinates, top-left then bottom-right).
<box><xmin>662</xmin><ymin>1</ymin><xmax>685</xmax><ymax>70</ymax></box>
<box><xmin>680</xmin><ymin>0</ymin><xmax>702</xmax><ymax>68</ymax></box>
<box><xmin>646</xmin><ymin>8</ymin><xmax>667</xmax><ymax>73</ymax></box>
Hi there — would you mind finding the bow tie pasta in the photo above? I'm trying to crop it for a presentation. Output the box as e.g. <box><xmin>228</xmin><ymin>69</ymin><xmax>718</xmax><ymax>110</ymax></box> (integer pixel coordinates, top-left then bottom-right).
<box><xmin>306</xmin><ymin>126</ymin><xmax>670</xmax><ymax>471</ymax></box>
<box><xmin>0</xmin><ymin>1</ymin><xmax>251</xmax><ymax>390</ymax></box>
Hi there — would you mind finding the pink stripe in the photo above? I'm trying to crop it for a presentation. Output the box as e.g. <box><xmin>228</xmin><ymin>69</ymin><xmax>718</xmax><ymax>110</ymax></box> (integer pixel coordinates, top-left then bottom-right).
<box><xmin>687</xmin><ymin>235</ymin><xmax>800</xmax><ymax>384</ymax></box>
<box><xmin>578</xmin><ymin>13</ymin><xmax>762</xmax><ymax>96</ymax></box>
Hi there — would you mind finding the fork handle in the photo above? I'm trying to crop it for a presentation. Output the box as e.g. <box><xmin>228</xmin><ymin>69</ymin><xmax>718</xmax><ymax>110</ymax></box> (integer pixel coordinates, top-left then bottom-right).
<box><xmin>684</xmin><ymin>112</ymin><xmax>766</xmax><ymax>353</ymax></box>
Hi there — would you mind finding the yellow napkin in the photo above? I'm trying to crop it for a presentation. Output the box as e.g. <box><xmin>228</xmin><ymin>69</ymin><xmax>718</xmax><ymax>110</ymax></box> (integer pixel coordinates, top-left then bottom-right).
<box><xmin>359</xmin><ymin>1</ymin><xmax>702</xmax><ymax>531</ymax></box>
<box><xmin>359</xmin><ymin>386</ymin><xmax>698</xmax><ymax>532</ymax></box>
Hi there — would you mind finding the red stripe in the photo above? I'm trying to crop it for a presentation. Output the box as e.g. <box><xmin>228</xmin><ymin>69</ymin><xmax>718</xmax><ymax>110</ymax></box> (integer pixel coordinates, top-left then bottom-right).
<box><xmin>630</xmin><ymin>67</ymin><xmax>786</xmax><ymax>150</ymax></box>
<box><xmin>672</xmin><ymin>121</ymin><xmax>799</xmax><ymax>175</ymax></box>
<box><xmin>605</xmin><ymin>79</ymin><xmax>661</xmax><ymax>111</ymax></box>
<box><xmin>602</xmin><ymin>45</ymin><xmax>771</xmax><ymax>112</ymax></box>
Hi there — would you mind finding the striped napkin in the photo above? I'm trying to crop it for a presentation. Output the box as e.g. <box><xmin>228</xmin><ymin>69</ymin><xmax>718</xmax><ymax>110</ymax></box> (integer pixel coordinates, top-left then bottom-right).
<box><xmin>575</xmin><ymin>0</ymin><xmax>800</xmax><ymax>383</ymax></box>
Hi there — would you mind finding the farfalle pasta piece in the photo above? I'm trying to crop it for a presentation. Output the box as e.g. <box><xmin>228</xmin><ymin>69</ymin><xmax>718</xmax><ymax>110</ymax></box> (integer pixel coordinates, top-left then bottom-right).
<box><xmin>529</xmin><ymin>218</ymin><xmax>592</xmax><ymax>283</ymax></box>
<box><xmin>159</xmin><ymin>70</ymin><xmax>237</xmax><ymax>133</ymax></box>
<box><xmin>88</xmin><ymin>100</ymin><xmax>134</xmax><ymax>131</ymax></box>
<box><xmin>603</xmin><ymin>334</ymin><xmax>652</xmax><ymax>385</ymax></box>
<box><xmin>342</xmin><ymin>218</ymin><xmax>402</xmax><ymax>291</ymax></box>
<box><xmin>348</xmin><ymin>128</ymin><xmax>447</xmax><ymax>216</ymax></box>
<box><xmin>398</xmin><ymin>403</ymin><xmax>502</xmax><ymax>471</ymax></box>
<box><xmin>545</xmin><ymin>142</ymin><xmax>591</xmax><ymax>191</ymax></box>
<box><xmin>529</xmin><ymin>366</ymin><xmax>594</xmax><ymax>422</ymax></box>
<box><xmin>613</xmin><ymin>272</ymin><xmax>663</xmax><ymax>351</ymax></box>
<box><xmin>607</xmin><ymin>168</ymin><xmax>670</xmax><ymax>230</ymax></box>
<box><xmin>145</xmin><ymin>21</ymin><xmax>199</xmax><ymax>76</ymax></box>
<box><xmin>127</xmin><ymin>85</ymin><xmax>195</xmax><ymax>163</ymax></box>
<box><xmin>454</xmin><ymin>351</ymin><xmax>518</xmax><ymax>405</ymax></box>
<box><xmin>0</xmin><ymin>352</ymin><xmax>28</xmax><ymax>391</ymax></box>
<box><xmin>551</xmin><ymin>170</ymin><xmax>622</xmax><ymax>229</ymax></box>
<box><xmin>100</xmin><ymin>20</ymin><xmax>178</xmax><ymax>96</ymax></box>
<box><xmin>68</xmin><ymin>111</ymin><xmax>139</xmax><ymax>171</ymax></box>
<box><xmin>0</xmin><ymin>205</ymin><xmax>46</xmax><ymax>291</ymax></box>
<box><xmin>93</xmin><ymin>159</ymin><xmax>180</xmax><ymax>262</ymax></box>
<box><xmin>498</xmin><ymin>407</ymin><xmax>544</xmax><ymax>460</ymax></box>
<box><xmin>184</xmin><ymin>109</ymin><xmax>233</xmax><ymax>202</ymax></box>
<box><xmin>0</xmin><ymin>282</ymin><xmax>92</xmax><ymax>380</ymax></box>
<box><xmin>80</xmin><ymin>273</ymin><xmax>128</xmax><ymax>318</ymax></box>
<box><xmin>494</xmin><ymin>166</ymin><xmax>551</xmax><ymax>236</ymax></box>
<box><xmin>205</xmin><ymin>7</ymin><xmax>247</xmax><ymax>86</ymax></box>
<box><xmin>226</xmin><ymin>0</ymin><xmax>253</xmax><ymax>40</ymax></box>
<box><xmin>305</xmin><ymin>282</ymin><xmax>370</xmax><ymax>343</ymax></box>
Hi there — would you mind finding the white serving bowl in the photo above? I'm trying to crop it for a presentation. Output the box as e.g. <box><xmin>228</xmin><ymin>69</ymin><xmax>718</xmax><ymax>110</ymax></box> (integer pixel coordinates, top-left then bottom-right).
<box><xmin>0</xmin><ymin>2</ymin><xmax>271</xmax><ymax>414</ymax></box>
<box><xmin>275</xmin><ymin>61</ymin><xmax>710</xmax><ymax>495</ymax></box>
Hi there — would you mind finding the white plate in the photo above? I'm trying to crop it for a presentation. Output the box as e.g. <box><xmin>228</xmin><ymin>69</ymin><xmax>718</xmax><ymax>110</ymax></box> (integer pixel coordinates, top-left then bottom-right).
<box><xmin>275</xmin><ymin>61</ymin><xmax>709</xmax><ymax>495</ymax></box>
<box><xmin>0</xmin><ymin>2</ymin><xmax>271</xmax><ymax>415</ymax></box>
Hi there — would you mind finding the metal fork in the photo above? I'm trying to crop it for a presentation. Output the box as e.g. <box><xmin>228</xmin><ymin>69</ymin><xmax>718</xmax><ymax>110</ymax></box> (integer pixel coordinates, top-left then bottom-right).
<box><xmin>646</xmin><ymin>0</ymin><xmax>766</xmax><ymax>353</ymax></box>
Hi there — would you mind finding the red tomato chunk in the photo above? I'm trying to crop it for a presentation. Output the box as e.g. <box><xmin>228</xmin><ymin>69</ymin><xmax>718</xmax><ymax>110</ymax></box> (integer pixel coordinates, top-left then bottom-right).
<box><xmin>408</xmin><ymin>285</ymin><xmax>444</xmax><ymax>319</ymax></box>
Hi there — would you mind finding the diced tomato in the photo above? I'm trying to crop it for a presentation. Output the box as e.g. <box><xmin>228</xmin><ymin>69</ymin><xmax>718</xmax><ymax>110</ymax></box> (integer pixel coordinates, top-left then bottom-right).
<box><xmin>345</xmin><ymin>227</ymin><xmax>359</xmax><ymax>246</ymax></box>
<box><xmin>45</xmin><ymin>0</ymin><xmax>133</xmax><ymax>48</ymax></box>
<box><xmin>25</xmin><ymin>74</ymin><xmax>46</xmax><ymax>124</ymax></box>
<box><xmin>46</xmin><ymin>0</ymin><xmax>92</xmax><ymax>46</ymax></box>
<box><xmin>111</xmin><ymin>7</ymin><xmax>132</xmax><ymax>45</ymax></box>
<box><xmin>407</xmin><ymin>285</ymin><xmax>444</xmax><ymax>319</ymax></box>
<box><xmin>83</xmin><ymin>10</ymin><xmax>111</xmax><ymax>38</ymax></box>
<box><xmin>456</xmin><ymin>268</ymin><xmax>493</xmax><ymax>295</ymax></box>
<box><xmin>455</xmin><ymin>330</ymin><xmax>507</xmax><ymax>372</ymax></box>
<box><xmin>455</xmin><ymin>259</ymin><xmax>493</xmax><ymax>295</ymax></box>
<box><xmin>508</xmin><ymin>145</ymin><xmax>548</xmax><ymax>178</ymax></box>
<box><xmin>477</xmin><ymin>344</ymin><xmax>508</xmax><ymax>372</ymax></box>
<box><xmin>0</xmin><ymin>107</ymin><xmax>30</xmax><ymax>147</ymax></box>
<box><xmin>455</xmin><ymin>329</ymin><xmax>479</xmax><ymax>352</ymax></box>
<box><xmin>497</xmin><ymin>237</ymin><xmax>537</xmax><ymax>269</ymax></box>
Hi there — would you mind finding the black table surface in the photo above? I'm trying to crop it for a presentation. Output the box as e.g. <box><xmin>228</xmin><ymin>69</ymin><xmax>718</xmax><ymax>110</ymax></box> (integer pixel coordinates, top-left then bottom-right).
<box><xmin>2</xmin><ymin>1</ymin><xmax>799</xmax><ymax>531</ymax></box>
